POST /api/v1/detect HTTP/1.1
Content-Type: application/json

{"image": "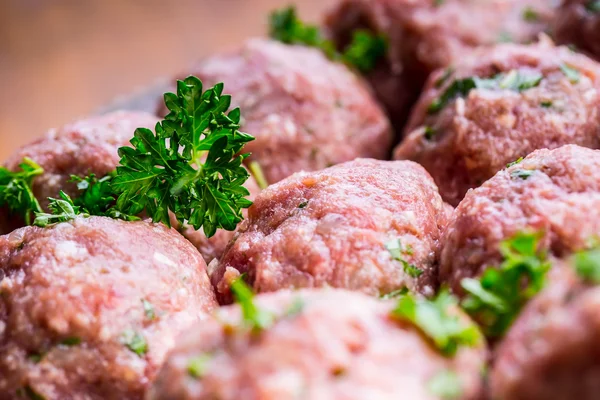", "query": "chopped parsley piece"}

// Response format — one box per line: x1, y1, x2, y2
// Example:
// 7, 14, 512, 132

510, 169, 535, 180
284, 297, 305, 317
386, 239, 423, 278
28, 353, 43, 364
33, 191, 88, 227
573, 247, 600, 284
540, 100, 553, 108
428, 70, 543, 114
461, 231, 550, 338
390, 291, 481, 357
269, 6, 387, 72
248, 160, 269, 190
0, 157, 43, 225
424, 126, 437, 140
142, 299, 156, 320
433, 0, 445, 6
586, 1, 600, 13
428, 369, 463, 400
187, 354, 212, 379
434, 68, 454, 88
122, 330, 148, 357
560, 63, 581, 84
506, 157, 524, 168
497, 31, 512, 43
380, 287, 409, 299
522, 7, 539, 22
230, 277, 274, 332
297, 201, 308, 209
60, 337, 81, 346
